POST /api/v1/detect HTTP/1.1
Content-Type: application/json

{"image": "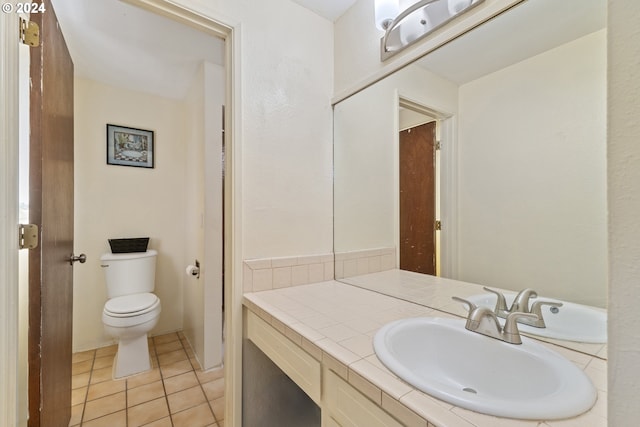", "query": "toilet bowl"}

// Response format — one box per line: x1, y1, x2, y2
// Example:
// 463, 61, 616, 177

101, 250, 161, 379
